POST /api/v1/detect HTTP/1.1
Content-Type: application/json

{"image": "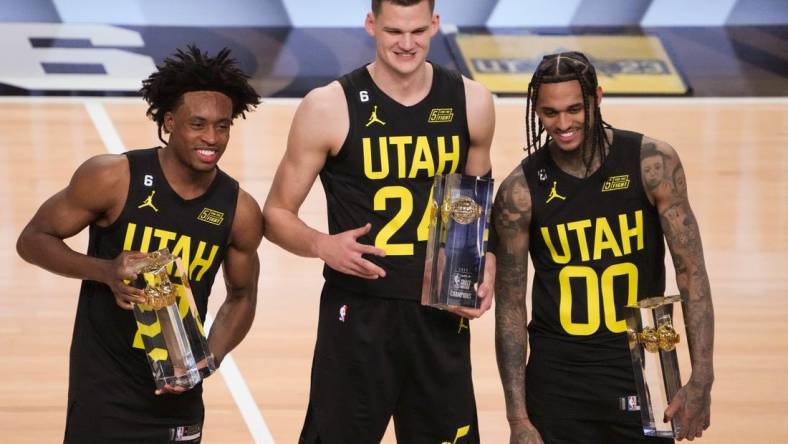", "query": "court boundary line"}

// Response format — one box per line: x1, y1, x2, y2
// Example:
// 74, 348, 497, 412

205, 314, 275, 444
83, 100, 275, 444
85, 101, 126, 154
